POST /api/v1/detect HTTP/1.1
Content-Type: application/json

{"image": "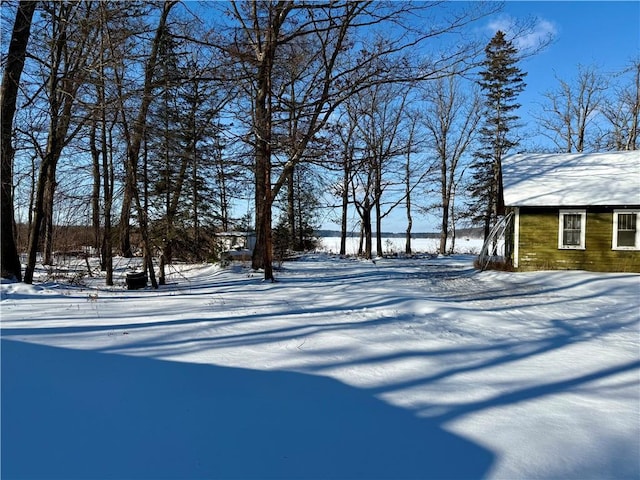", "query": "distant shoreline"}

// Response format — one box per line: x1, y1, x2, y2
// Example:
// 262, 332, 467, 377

314, 228, 483, 239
